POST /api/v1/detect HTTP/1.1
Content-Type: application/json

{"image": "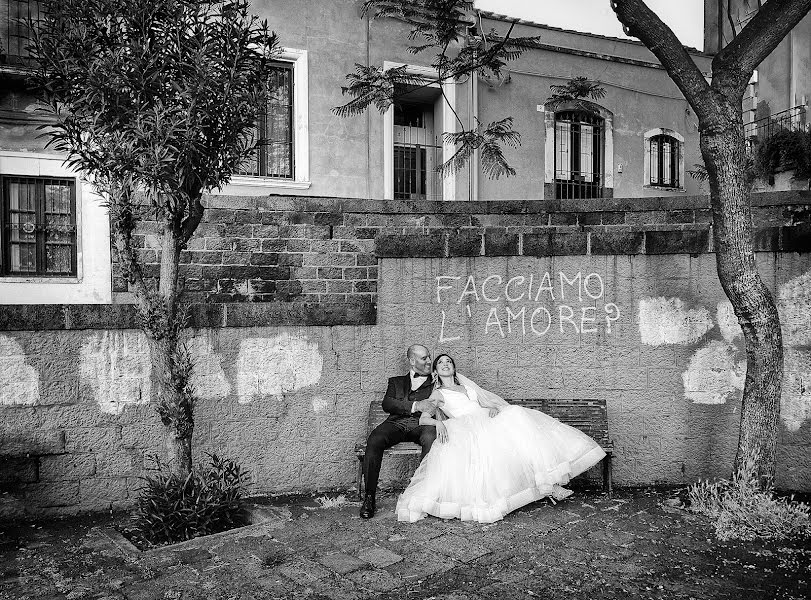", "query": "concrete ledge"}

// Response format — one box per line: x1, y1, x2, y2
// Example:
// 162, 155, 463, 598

0, 300, 376, 331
